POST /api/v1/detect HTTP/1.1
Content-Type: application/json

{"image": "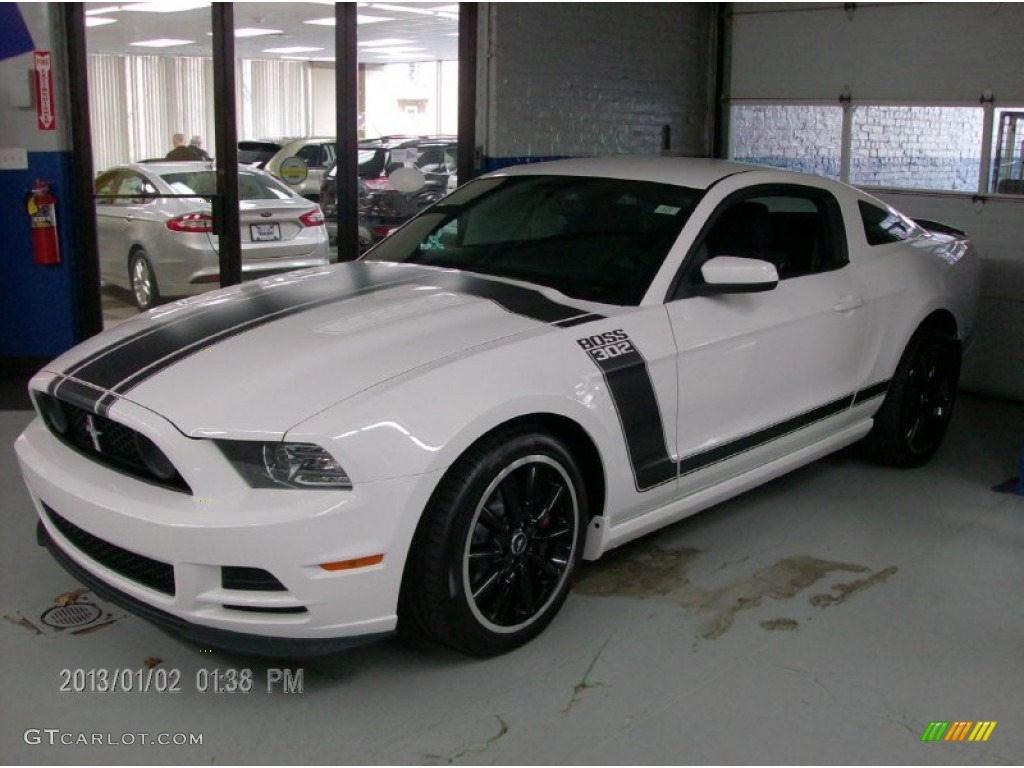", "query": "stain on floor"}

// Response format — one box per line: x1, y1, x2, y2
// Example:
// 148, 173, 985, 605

574, 544, 896, 639
810, 566, 899, 607
760, 618, 800, 631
